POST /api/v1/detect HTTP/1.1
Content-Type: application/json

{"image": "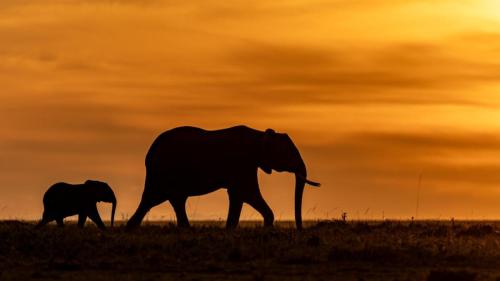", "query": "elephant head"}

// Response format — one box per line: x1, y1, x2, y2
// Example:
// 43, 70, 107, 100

259, 129, 320, 229
85, 180, 117, 227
